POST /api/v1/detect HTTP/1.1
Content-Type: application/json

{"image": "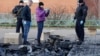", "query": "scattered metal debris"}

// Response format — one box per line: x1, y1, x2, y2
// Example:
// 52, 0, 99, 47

0, 35, 74, 56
